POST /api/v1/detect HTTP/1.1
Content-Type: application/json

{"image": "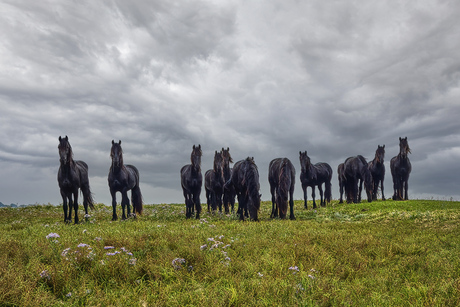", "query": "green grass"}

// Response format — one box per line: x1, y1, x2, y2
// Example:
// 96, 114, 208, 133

1, 199, 460, 306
